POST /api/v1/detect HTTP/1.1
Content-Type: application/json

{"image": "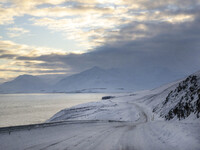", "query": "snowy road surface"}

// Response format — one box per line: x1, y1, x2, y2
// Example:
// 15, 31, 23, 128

1, 72, 200, 150
0, 101, 199, 150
